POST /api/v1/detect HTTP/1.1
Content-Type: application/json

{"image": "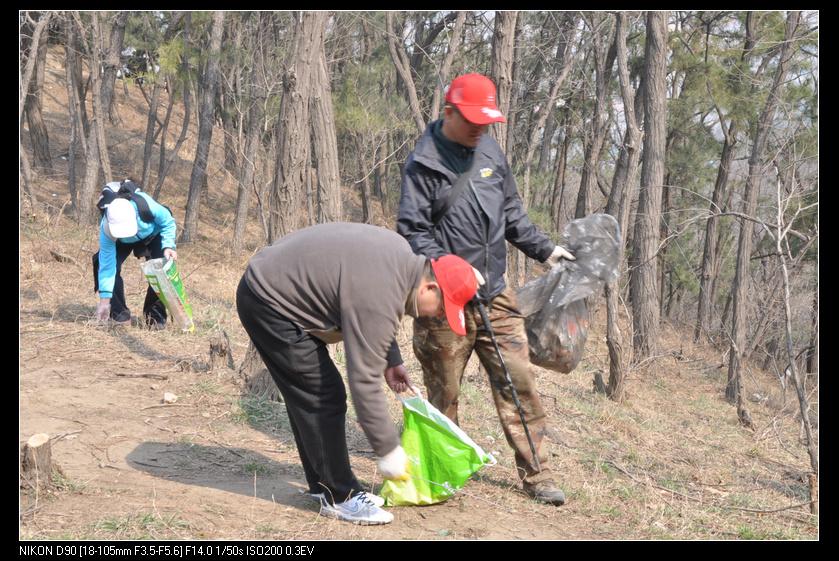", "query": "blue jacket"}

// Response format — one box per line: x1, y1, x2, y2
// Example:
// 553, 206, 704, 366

397, 120, 555, 301
97, 192, 177, 298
